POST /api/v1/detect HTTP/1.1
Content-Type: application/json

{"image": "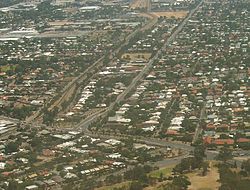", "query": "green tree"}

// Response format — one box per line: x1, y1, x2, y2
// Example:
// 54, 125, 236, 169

193, 144, 206, 163
7, 180, 19, 190
162, 183, 180, 190
172, 175, 191, 190
241, 159, 250, 174
216, 147, 233, 163
202, 162, 209, 176
129, 181, 143, 190
5, 141, 19, 154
